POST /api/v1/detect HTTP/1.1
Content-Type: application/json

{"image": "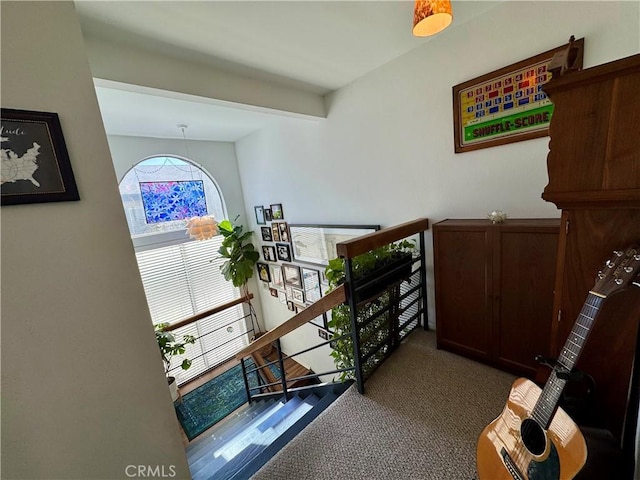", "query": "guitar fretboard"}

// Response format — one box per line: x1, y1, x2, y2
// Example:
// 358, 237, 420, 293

532, 293, 604, 429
